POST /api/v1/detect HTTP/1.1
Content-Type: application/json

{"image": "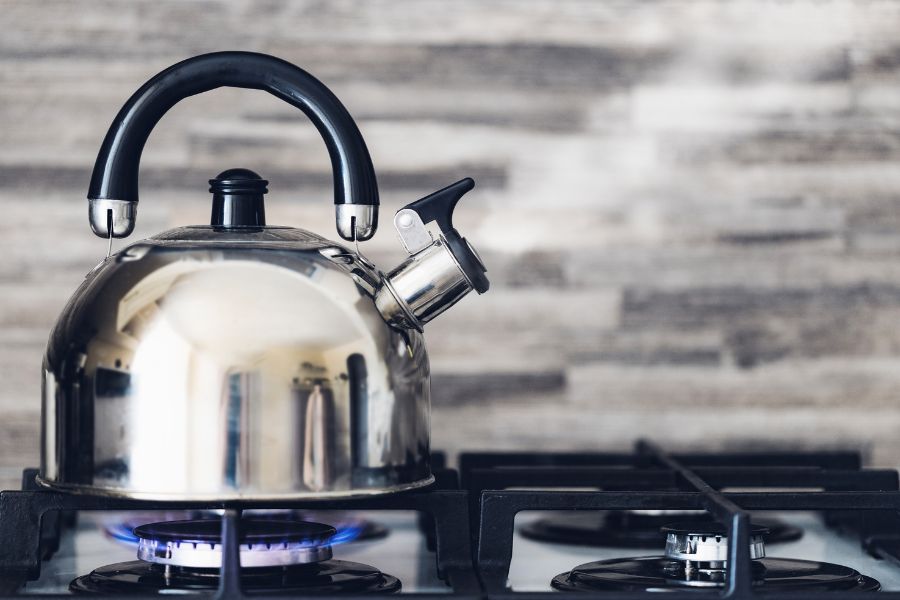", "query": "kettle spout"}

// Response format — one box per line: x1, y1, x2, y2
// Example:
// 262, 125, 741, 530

375, 179, 489, 331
